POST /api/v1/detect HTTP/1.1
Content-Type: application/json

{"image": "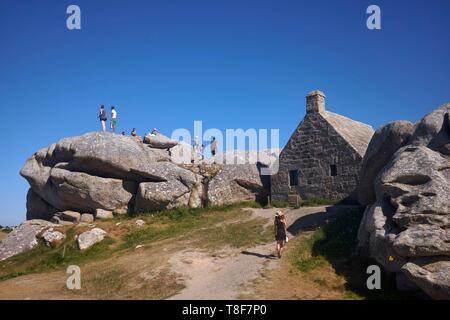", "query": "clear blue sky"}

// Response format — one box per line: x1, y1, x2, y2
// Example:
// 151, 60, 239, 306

0, 0, 449, 225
